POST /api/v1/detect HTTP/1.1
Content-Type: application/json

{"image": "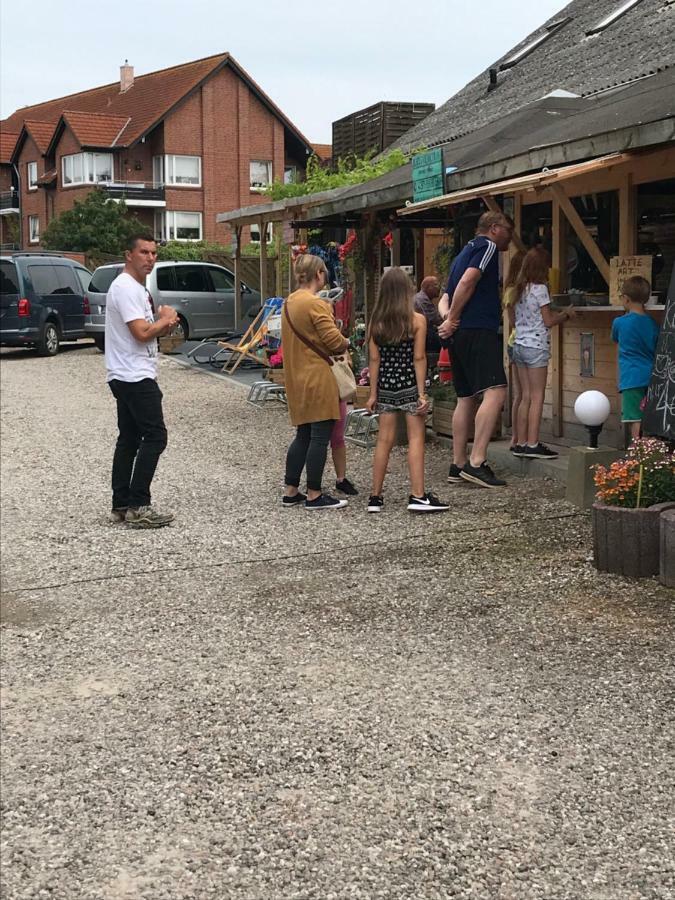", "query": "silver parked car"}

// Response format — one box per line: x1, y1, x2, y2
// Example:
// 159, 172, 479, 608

85, 260, 262, 350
